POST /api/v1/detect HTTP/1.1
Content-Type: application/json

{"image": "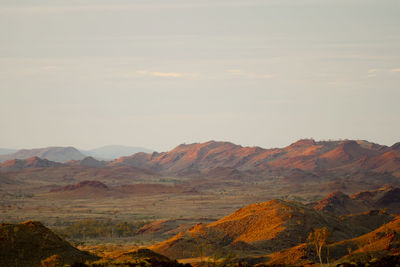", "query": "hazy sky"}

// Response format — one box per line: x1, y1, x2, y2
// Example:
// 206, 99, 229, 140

1, 0, 399, 152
